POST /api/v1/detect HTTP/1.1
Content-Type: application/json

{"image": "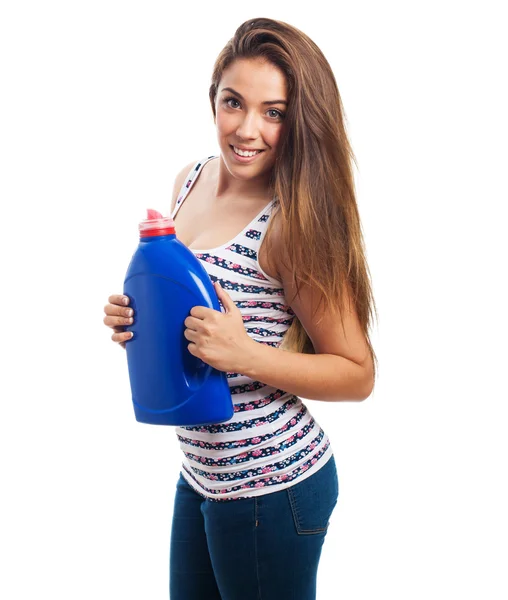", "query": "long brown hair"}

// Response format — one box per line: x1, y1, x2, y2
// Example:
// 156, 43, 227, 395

209, 17, 378, 383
